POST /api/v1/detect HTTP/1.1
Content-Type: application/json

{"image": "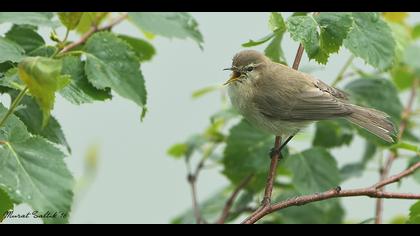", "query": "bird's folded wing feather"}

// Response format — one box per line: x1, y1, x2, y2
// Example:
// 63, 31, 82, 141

253, 66, 353, 121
